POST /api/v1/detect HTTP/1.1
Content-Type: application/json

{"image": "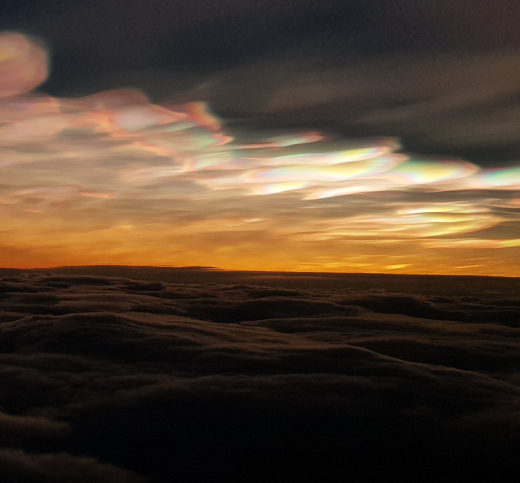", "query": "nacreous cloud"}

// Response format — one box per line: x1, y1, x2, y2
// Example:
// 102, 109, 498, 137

0, 32, 519, 275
